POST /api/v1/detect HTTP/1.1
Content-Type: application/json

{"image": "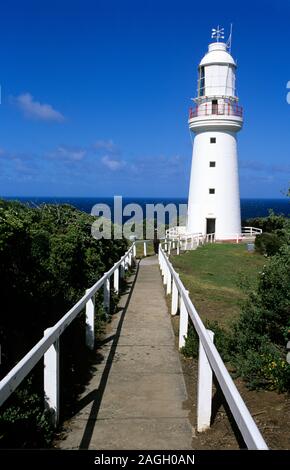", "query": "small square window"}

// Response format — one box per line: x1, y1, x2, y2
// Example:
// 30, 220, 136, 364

209, 188, 215, 194
210, 137, 216, 143
209, 161, 216, 167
